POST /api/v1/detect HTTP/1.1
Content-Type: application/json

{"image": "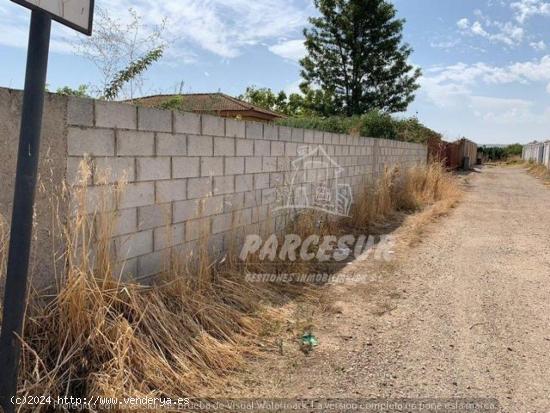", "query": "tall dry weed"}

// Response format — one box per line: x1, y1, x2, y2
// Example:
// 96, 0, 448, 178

527, 162, 550, 180
351, 162, 460, 230
16, 162, 270, 411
